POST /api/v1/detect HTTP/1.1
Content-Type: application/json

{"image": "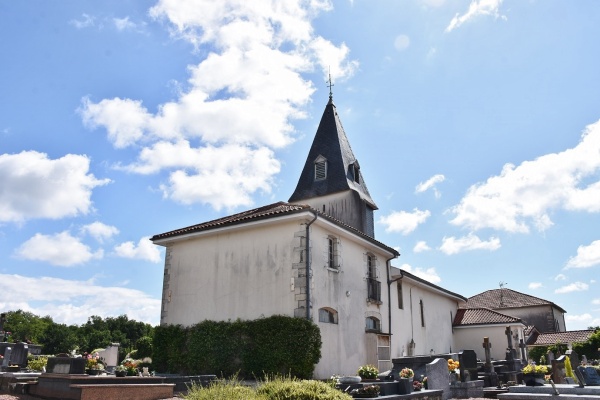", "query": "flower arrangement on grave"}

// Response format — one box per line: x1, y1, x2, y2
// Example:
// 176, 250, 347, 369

121, 358, 140, 376
399, 367, 414, 379
448, 359, 460, 374
413, 380, 423, 391
357, 364, 379, 380
521, 364, 548, 375
351, 384, 380, 396
422, 376, 428, 389
27, 356, 48, 372
86, 353, 104, 370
